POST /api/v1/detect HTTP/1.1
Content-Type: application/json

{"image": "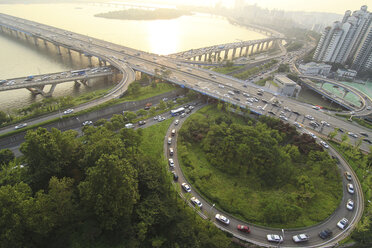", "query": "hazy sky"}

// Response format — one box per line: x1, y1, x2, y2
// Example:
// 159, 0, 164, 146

166, 0, 369, 14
